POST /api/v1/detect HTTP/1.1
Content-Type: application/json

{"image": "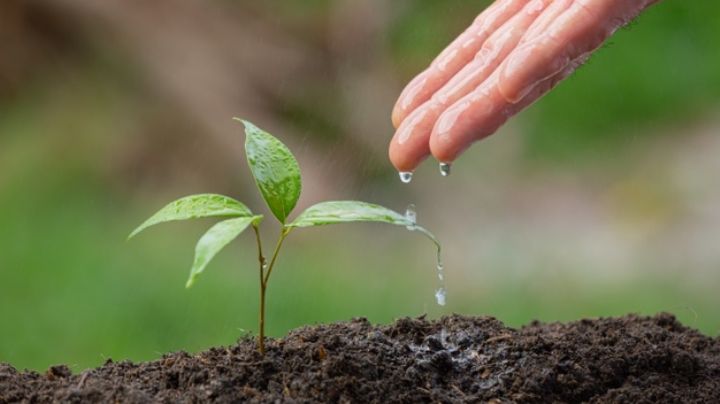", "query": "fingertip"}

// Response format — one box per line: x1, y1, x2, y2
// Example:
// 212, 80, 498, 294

390, 102, 441, 172
428, 100, 472, 164
388, 140, 426, 173
428, 130, 462, 165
